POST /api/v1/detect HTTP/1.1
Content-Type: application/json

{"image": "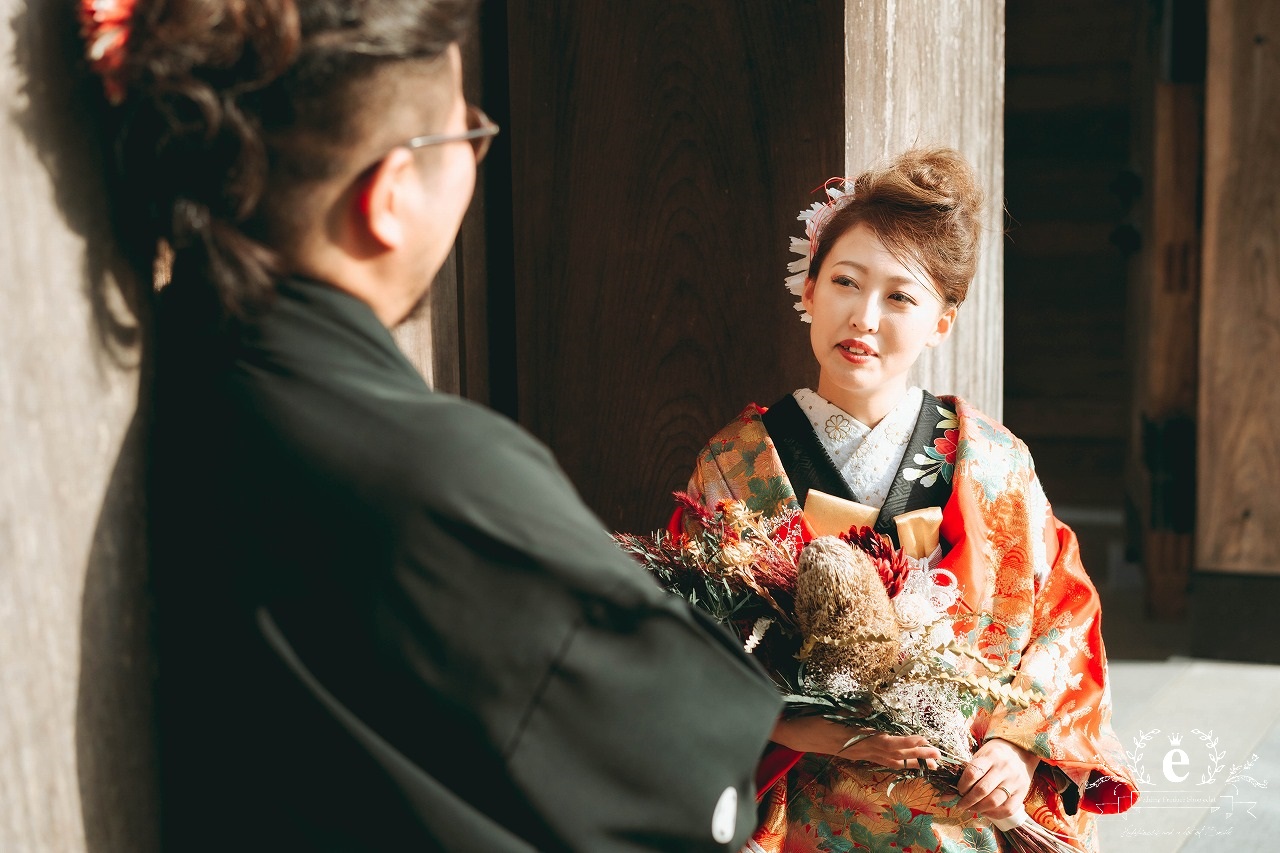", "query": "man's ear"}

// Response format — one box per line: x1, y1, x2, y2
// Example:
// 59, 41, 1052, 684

355, 147, 417, 251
